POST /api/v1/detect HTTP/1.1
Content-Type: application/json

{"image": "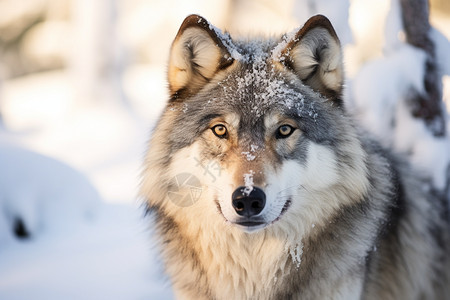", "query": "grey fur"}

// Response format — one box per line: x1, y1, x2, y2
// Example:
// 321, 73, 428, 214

141, 15, 450, 299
